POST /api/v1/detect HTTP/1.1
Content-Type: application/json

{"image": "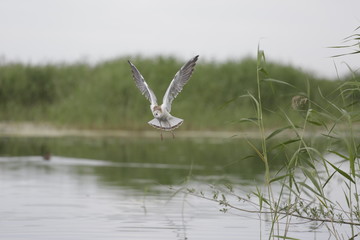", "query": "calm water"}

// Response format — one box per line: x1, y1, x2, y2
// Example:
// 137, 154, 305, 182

0, 137, 353, 239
